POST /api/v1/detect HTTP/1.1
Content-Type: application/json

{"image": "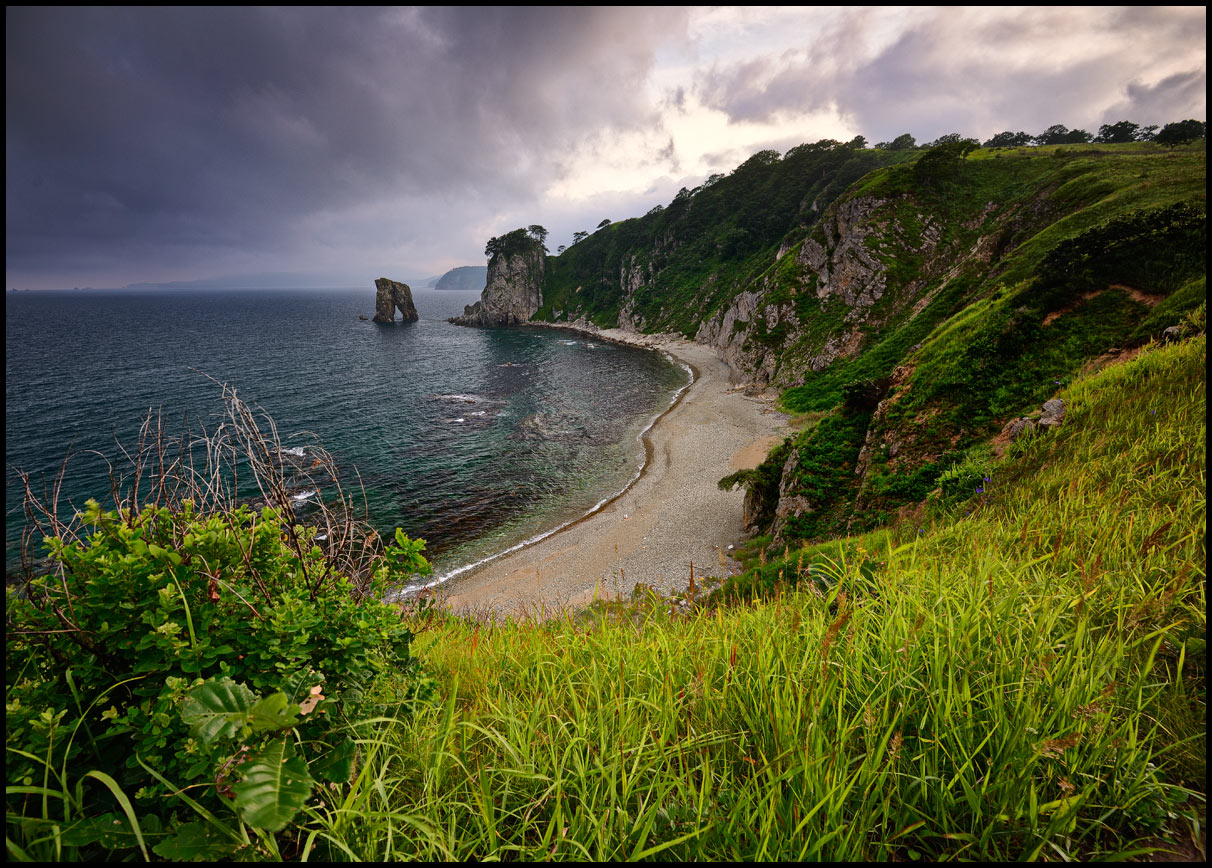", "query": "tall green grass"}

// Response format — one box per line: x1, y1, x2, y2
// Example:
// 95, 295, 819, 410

310, 335, 1204, 860
12, 336, 1199, 861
